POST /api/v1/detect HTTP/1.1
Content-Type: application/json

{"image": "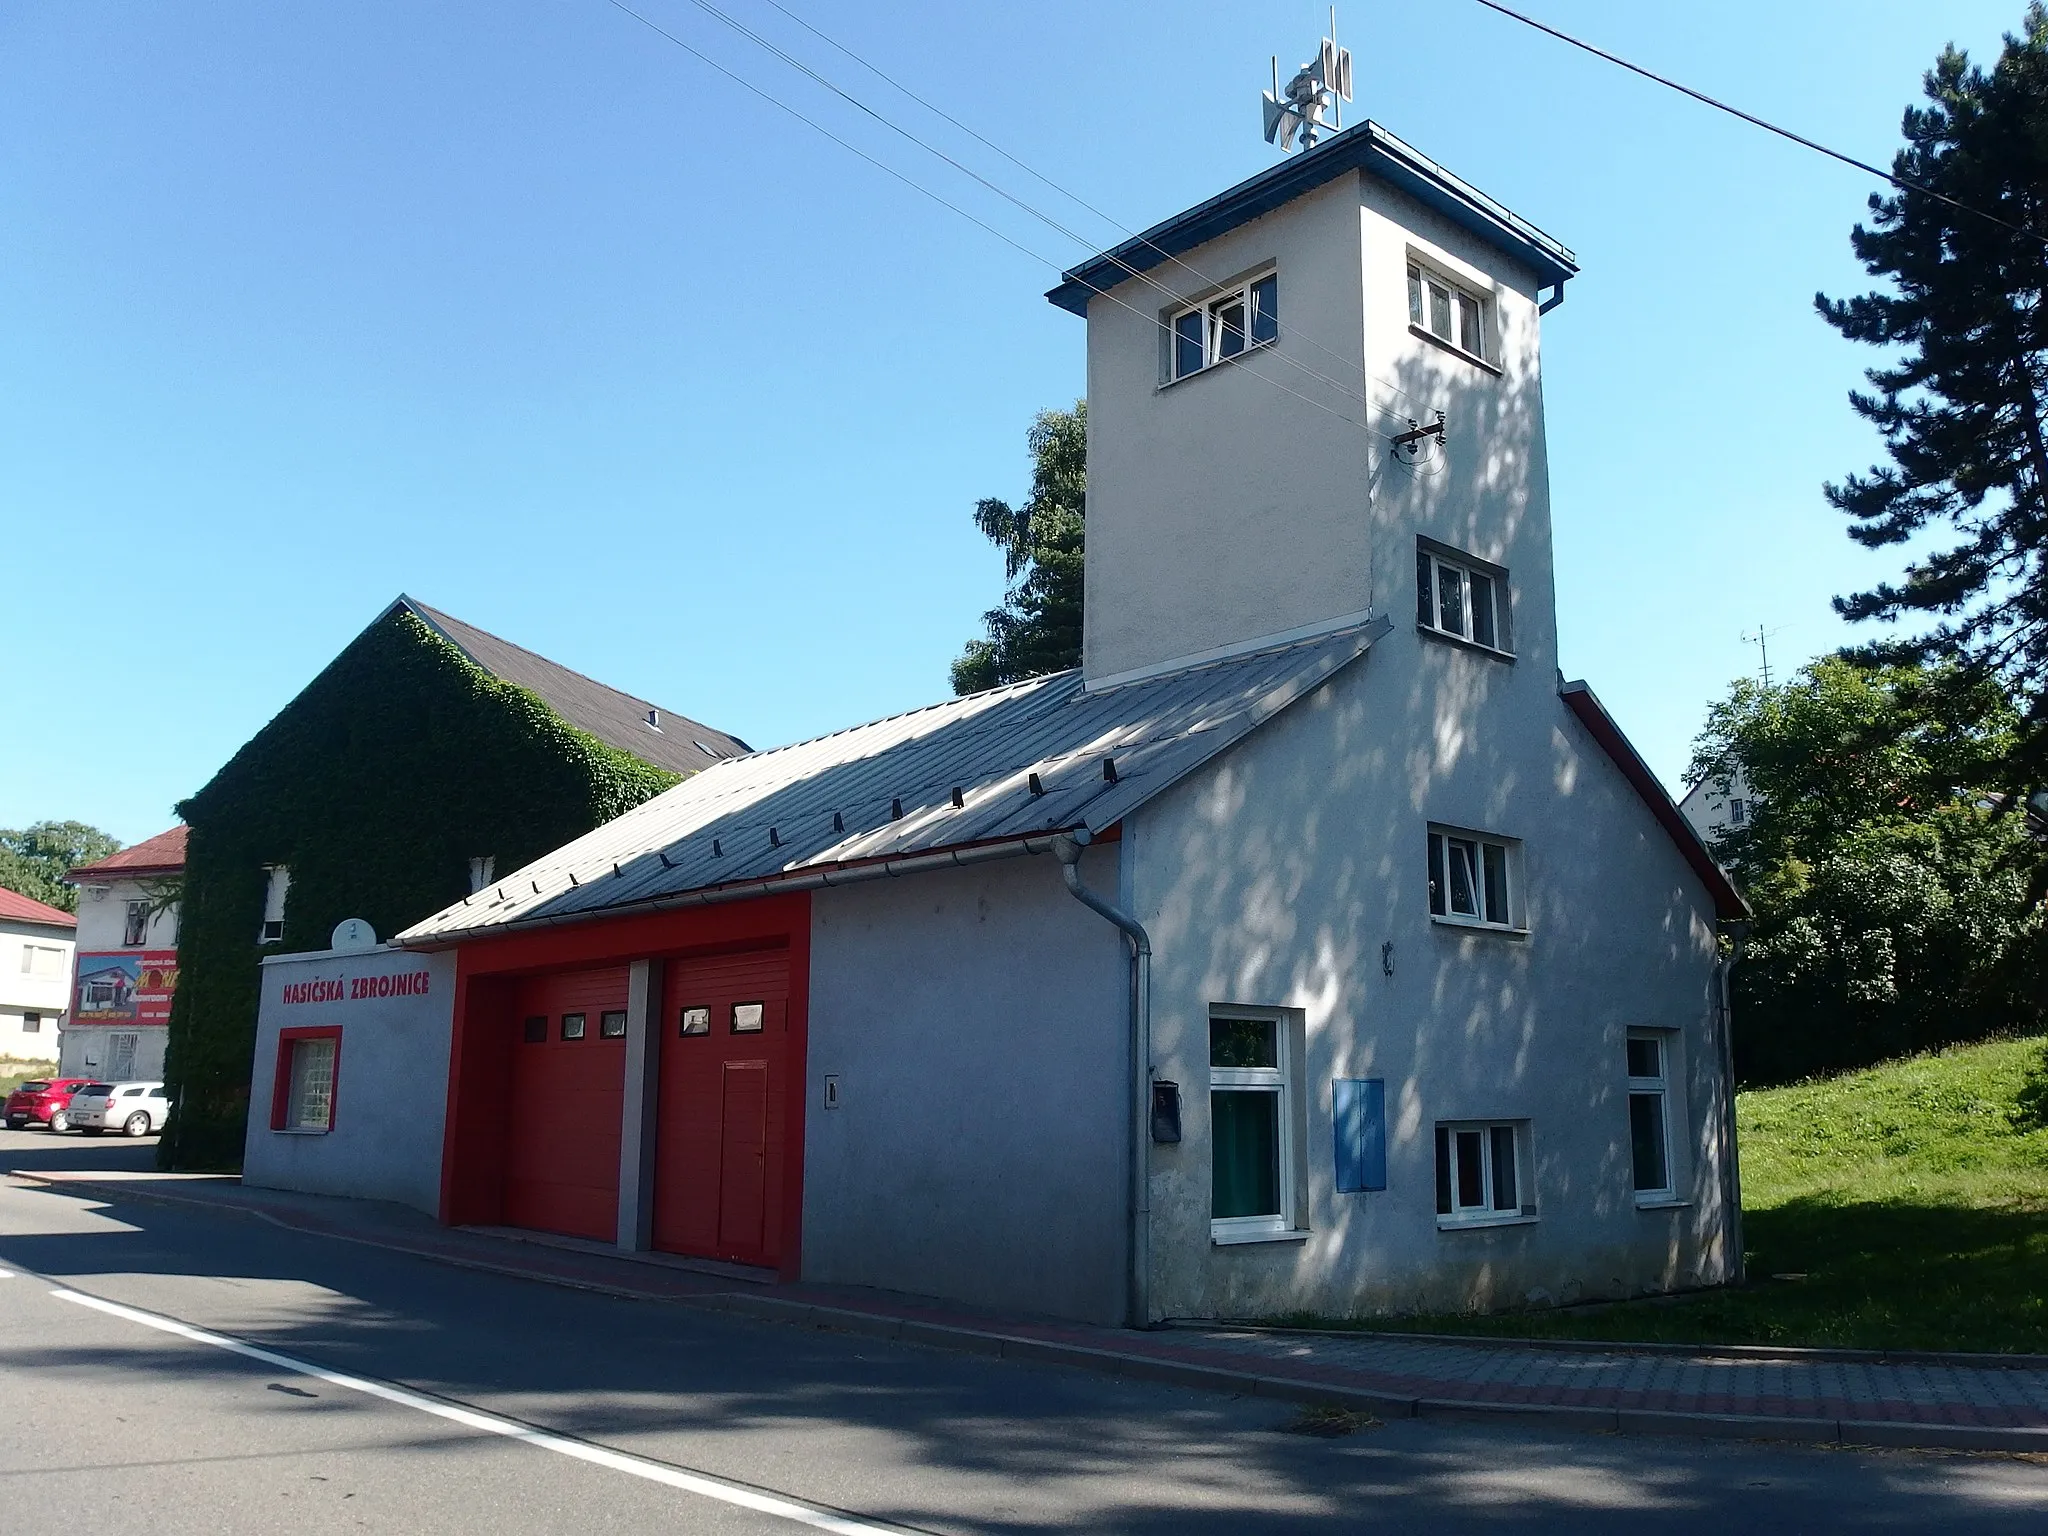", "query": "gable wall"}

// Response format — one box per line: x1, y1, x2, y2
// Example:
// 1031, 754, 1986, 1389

1132, 644, 1732, 1319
